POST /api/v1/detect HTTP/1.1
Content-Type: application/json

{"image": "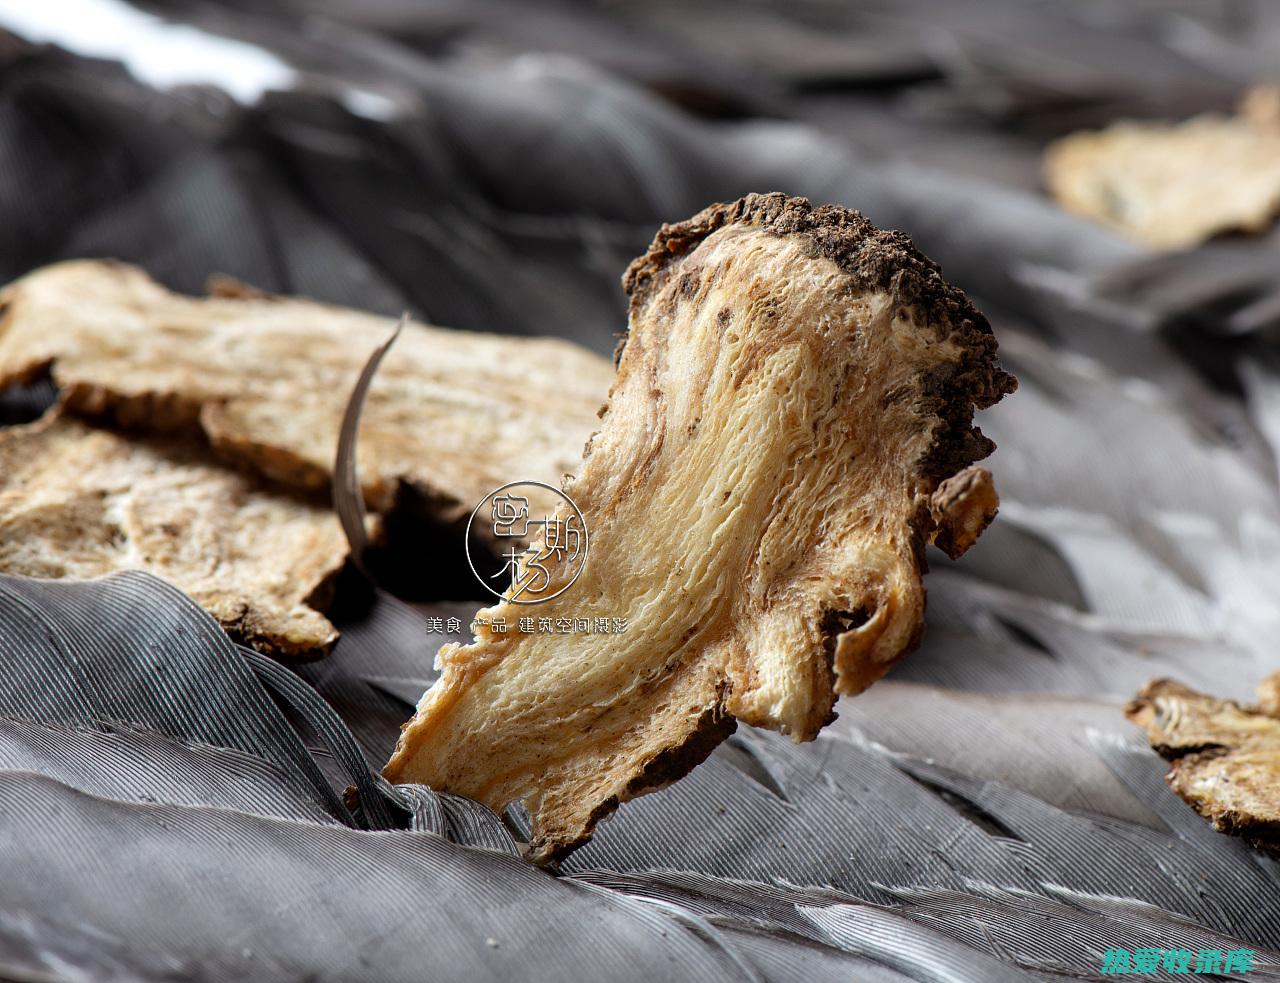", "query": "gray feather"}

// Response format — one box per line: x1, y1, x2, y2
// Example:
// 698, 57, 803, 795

0, 772, 752, 983
0, 719, 337, 825
0, 572, 353, 825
